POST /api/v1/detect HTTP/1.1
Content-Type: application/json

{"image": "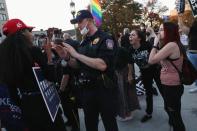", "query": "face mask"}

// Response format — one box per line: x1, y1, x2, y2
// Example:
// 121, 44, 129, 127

80, 23, 89, 35
146, 32, 150, 36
